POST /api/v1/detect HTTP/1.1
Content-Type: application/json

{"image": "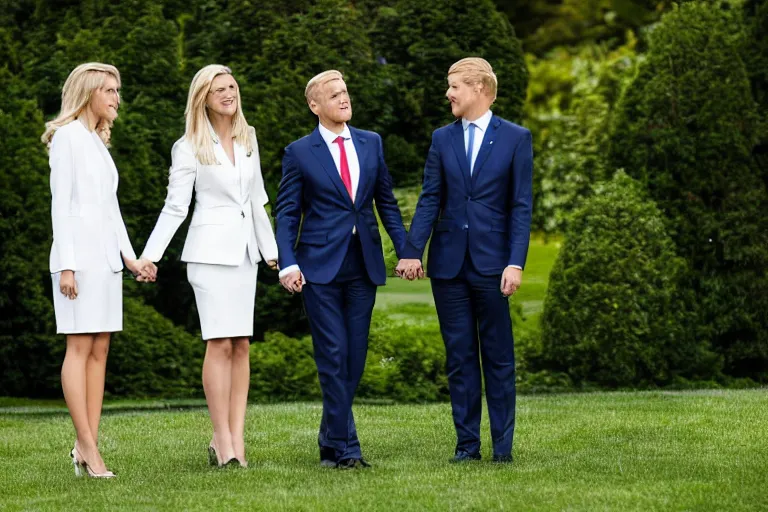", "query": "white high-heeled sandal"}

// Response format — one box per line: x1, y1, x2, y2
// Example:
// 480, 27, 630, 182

69, 447, 84, 477
74, 447, 116, 479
